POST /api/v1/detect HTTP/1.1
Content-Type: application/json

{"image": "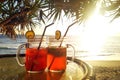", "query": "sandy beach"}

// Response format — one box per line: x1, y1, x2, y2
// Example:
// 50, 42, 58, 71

0, 57, 120, 80
85, 60, 120, 80
86, 60, 120, 67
